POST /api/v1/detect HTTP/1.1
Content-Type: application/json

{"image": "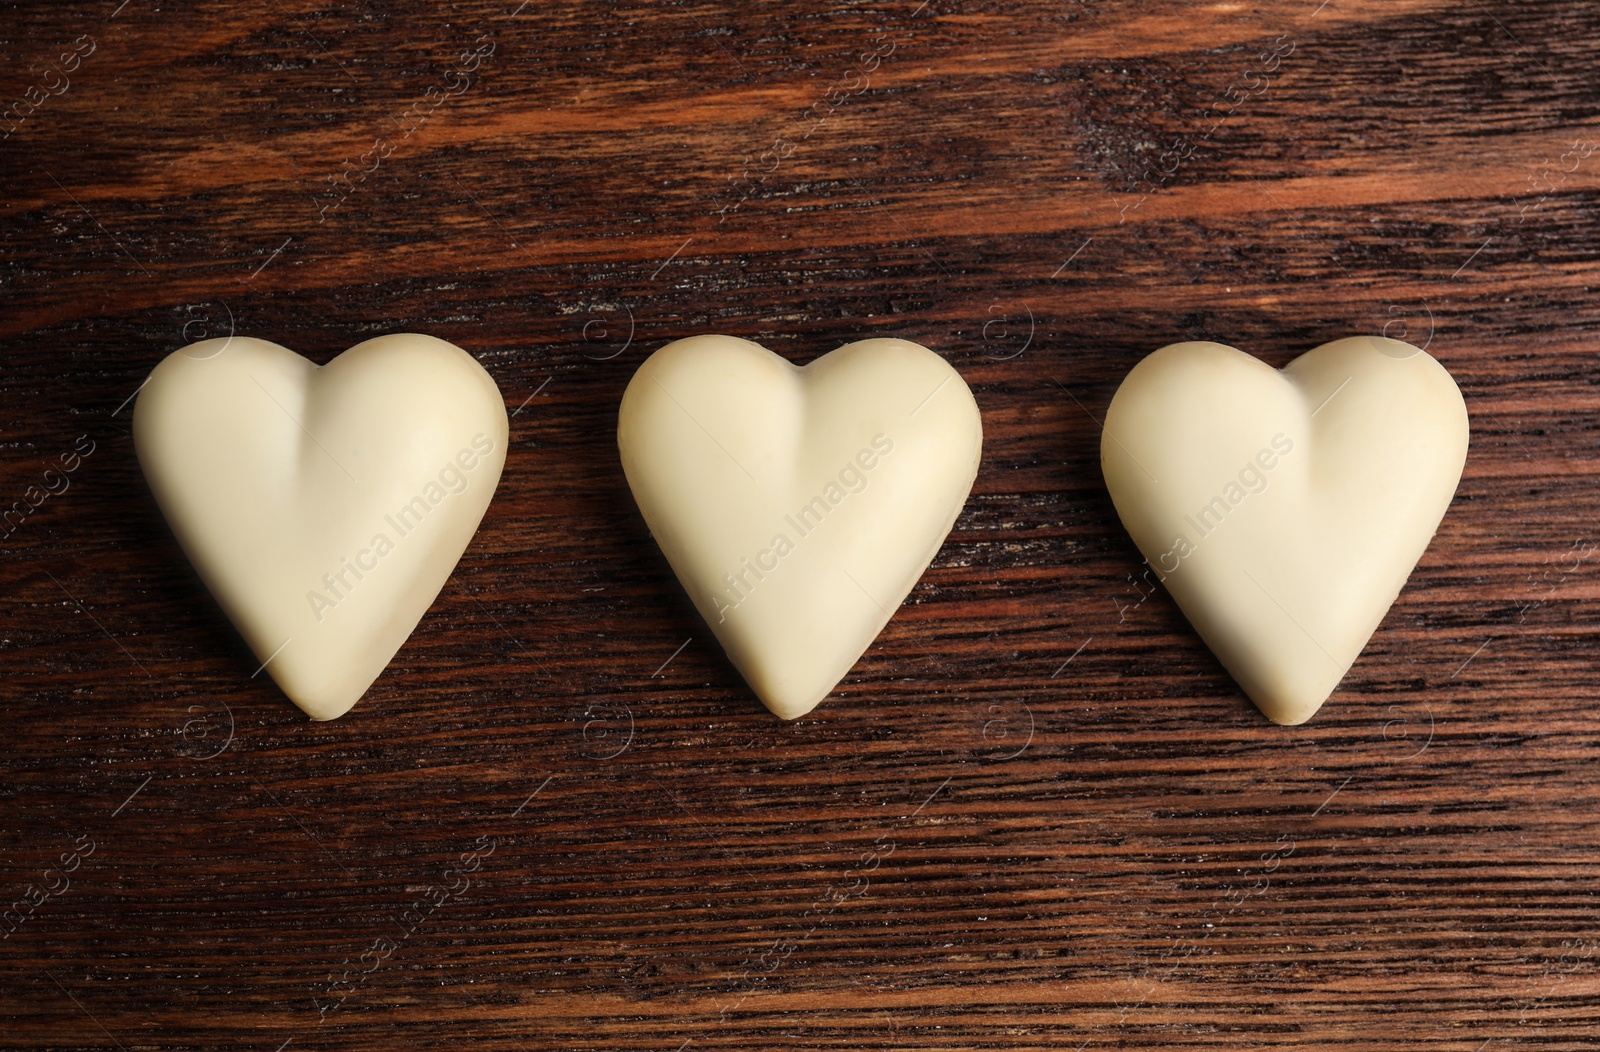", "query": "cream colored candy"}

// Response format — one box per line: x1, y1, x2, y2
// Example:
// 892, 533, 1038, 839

134, 334, 508, 720
618, 335, 983, 719
1101, 336, 1468, 725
